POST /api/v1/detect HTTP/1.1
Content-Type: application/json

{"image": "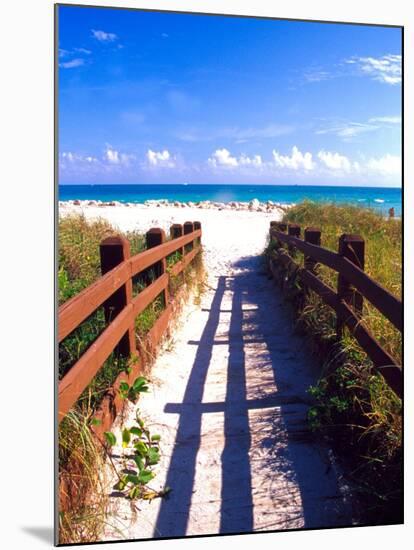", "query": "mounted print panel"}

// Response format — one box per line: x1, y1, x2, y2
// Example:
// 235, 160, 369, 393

55, 3, 403, 545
